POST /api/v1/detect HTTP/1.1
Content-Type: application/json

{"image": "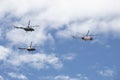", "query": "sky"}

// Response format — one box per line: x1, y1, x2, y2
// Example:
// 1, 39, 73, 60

0, 0, 120, 80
